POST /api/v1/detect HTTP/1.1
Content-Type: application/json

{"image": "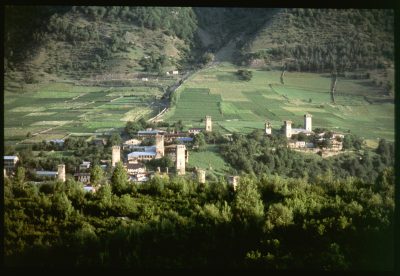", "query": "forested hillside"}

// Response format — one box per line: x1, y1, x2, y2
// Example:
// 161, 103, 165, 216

4, 6, 198, 90
5, 7, 394, 87
238, 9, 394, 72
